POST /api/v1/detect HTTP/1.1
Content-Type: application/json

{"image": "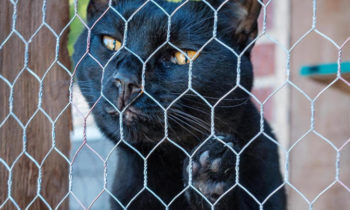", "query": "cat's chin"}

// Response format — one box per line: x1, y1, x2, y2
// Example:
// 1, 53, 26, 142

104, 105, 147, 126
123, 110, 137, 125
122, 108, 144, 126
